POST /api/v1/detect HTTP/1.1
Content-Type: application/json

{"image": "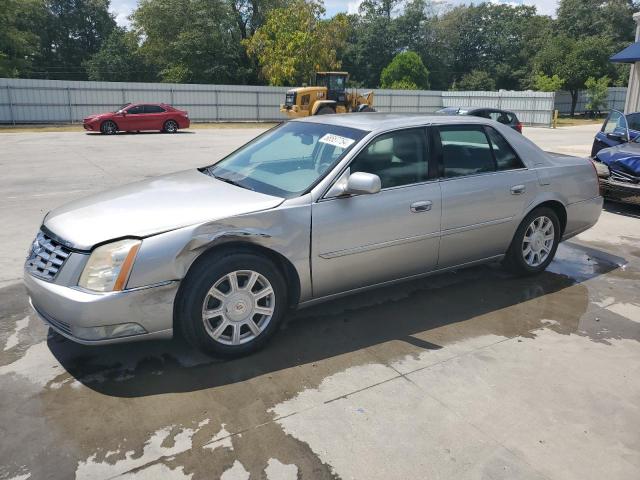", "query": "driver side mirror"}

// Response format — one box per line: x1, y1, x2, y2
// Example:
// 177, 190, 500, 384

344, 172, 381, 195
